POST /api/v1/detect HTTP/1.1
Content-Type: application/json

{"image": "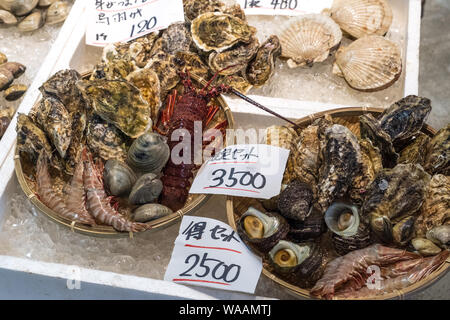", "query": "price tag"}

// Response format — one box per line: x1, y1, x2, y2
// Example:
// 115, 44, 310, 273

236, 0, 333, 16
189, 144, 290, 199
164, 216, 263, 294
86, 0, 185, 47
